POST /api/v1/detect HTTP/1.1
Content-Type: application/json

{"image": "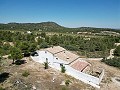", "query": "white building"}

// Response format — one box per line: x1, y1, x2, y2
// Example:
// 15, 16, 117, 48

31, 46, 104, 88
27, 31, 32, 34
